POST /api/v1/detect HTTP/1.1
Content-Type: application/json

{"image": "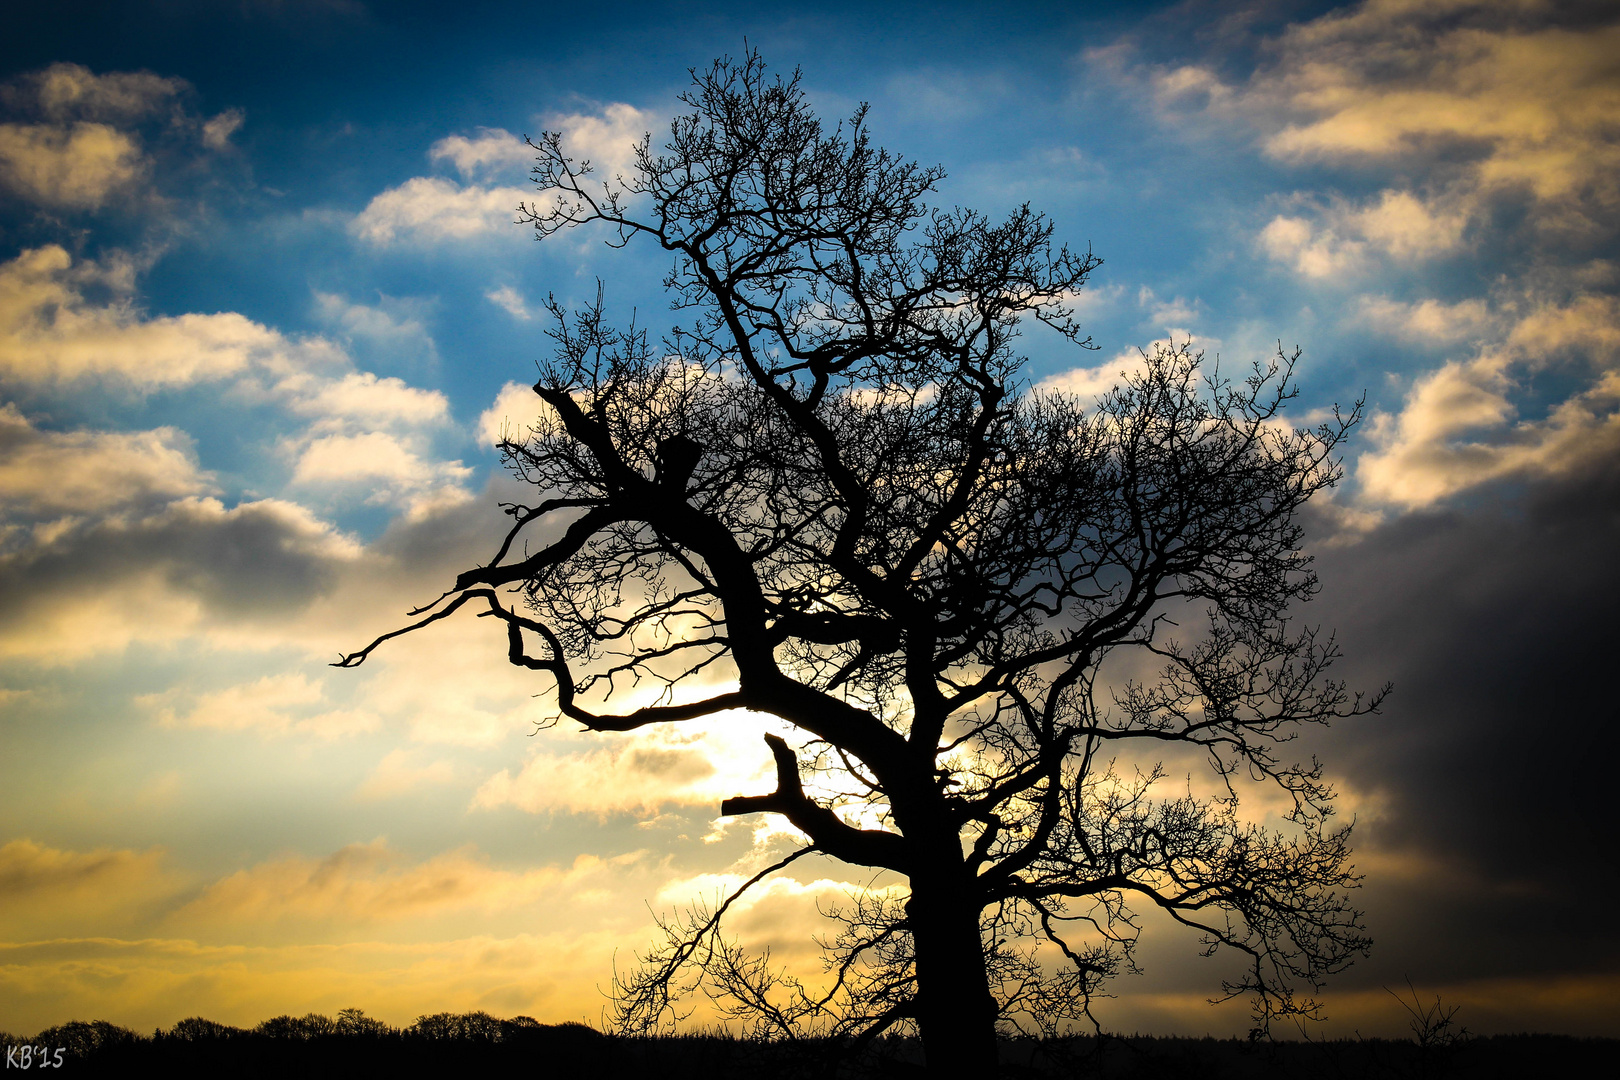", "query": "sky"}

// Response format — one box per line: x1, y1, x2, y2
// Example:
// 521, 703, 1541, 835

2, 0, 1617, 1040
